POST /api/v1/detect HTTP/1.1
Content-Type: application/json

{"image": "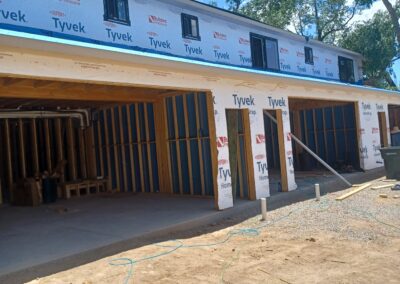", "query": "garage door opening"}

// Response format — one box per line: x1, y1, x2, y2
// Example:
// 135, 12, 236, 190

289, 98, 361, 177
0, 77, 217, 207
